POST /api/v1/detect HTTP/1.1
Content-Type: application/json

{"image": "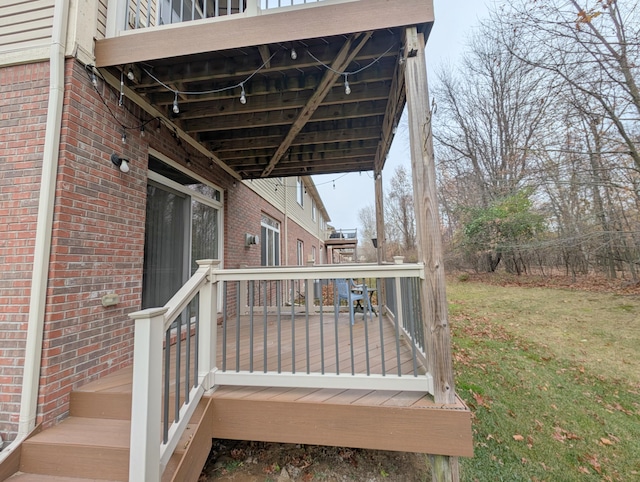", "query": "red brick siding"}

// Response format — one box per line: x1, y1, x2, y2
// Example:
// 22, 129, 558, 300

286, 218, 322, 266
0, 62, 50, 439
